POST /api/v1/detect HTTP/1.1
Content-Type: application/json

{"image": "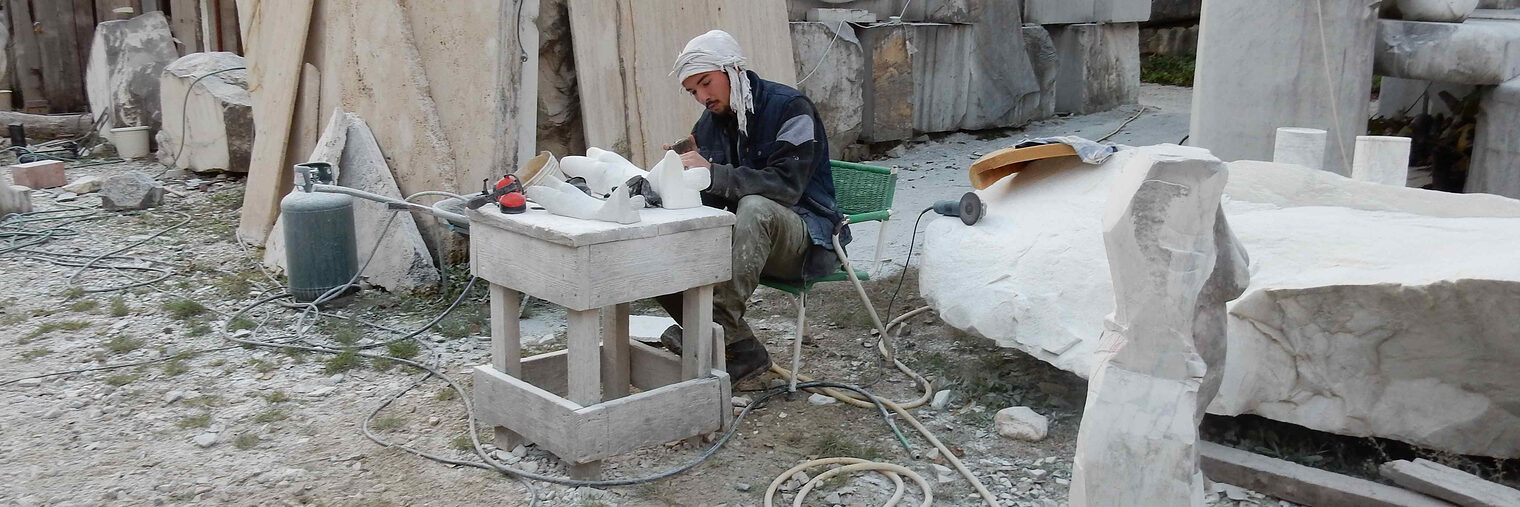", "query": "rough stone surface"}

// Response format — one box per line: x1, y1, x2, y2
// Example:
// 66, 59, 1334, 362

85, 12, 181, 139
1070, 145, 1245, 507
1375, 77, 1474, 119
1025, 0, 1096, 24
1467, 76, 1520, 198
1022, 25, 1060, 121
859, 25, 913, 142
1375, 19, 1520, 85
1, 184, 32, 217
535, 0, 586, 159
1191, 0, 1378, 175
99, 172, 165, 211
923, 149, 1520, 457
792, 22, 865, 159
156, 52, 253, 173
994, 406, 1049, 442
786, 0, 896, 21
264, 111, 440, 294
908, 14, 1043, 133
1149, 0, 1202, 25
9, 161, 66, 189
1051, 23, 1140, 115
1140, 25, 1198, 56
61, 176, 103, 194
